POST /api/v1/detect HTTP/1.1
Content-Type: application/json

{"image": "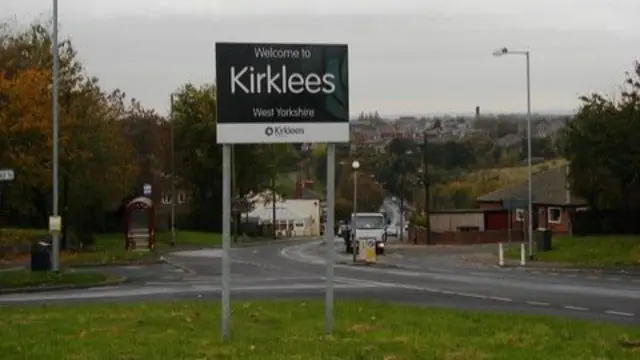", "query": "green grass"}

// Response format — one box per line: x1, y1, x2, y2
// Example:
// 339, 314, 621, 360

0, 300, 638, 359
467, 158, 568, 184
506, 235, 640, 268
0, 269, 107, 290
60, 231, 221, 266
